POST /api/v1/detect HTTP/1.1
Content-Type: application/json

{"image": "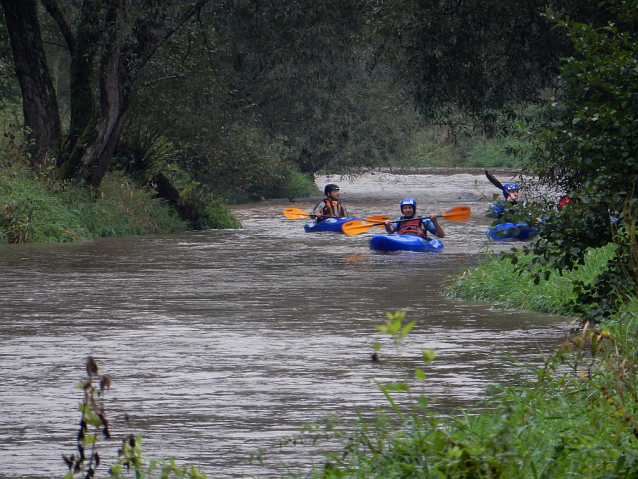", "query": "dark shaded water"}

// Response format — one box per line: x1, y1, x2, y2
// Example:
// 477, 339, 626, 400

0, 170, 566, 478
